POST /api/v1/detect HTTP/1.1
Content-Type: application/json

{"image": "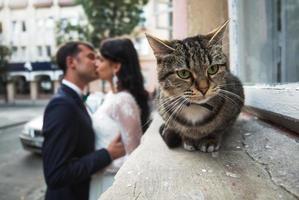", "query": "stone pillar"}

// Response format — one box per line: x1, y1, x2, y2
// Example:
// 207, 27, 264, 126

186, 0, 229, 55
173, 0, 188, 39
30, 81, 38, 101
6, 81, 15, 104
53, 80, 60, 94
